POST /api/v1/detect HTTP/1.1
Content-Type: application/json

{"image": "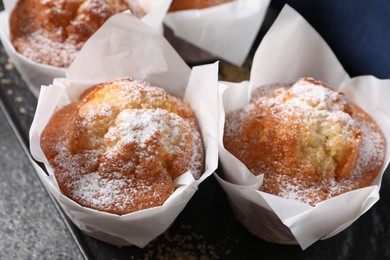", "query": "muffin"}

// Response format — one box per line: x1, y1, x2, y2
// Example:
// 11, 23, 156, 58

224, 77, 386, 206
40, 77, 204, 215
165, 0, 233, 64
169, 0, 232, 12
10, 0, 145, 68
